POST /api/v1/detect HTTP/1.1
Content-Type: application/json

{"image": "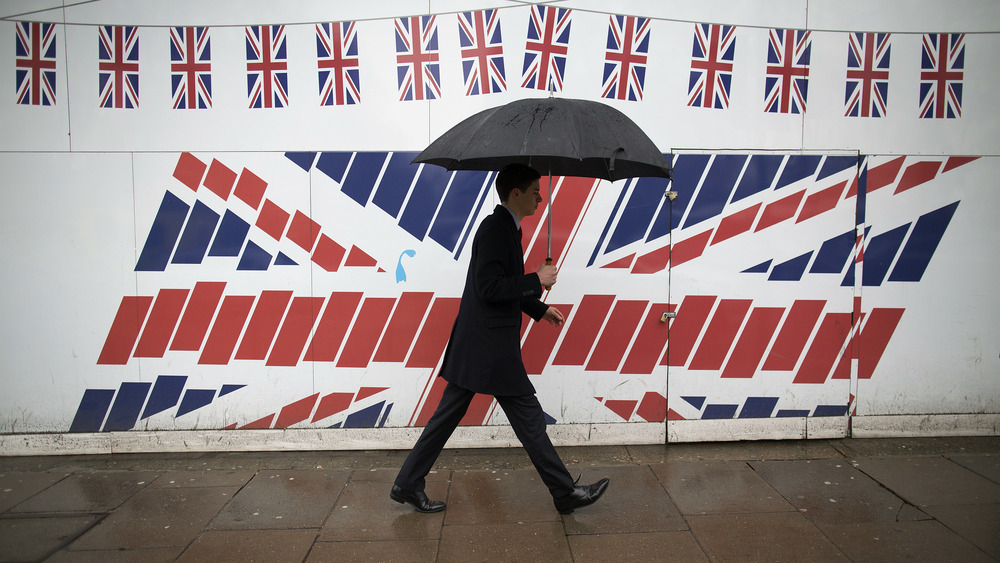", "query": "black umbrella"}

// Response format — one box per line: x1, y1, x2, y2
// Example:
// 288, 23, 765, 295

413, 96, 671, 271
